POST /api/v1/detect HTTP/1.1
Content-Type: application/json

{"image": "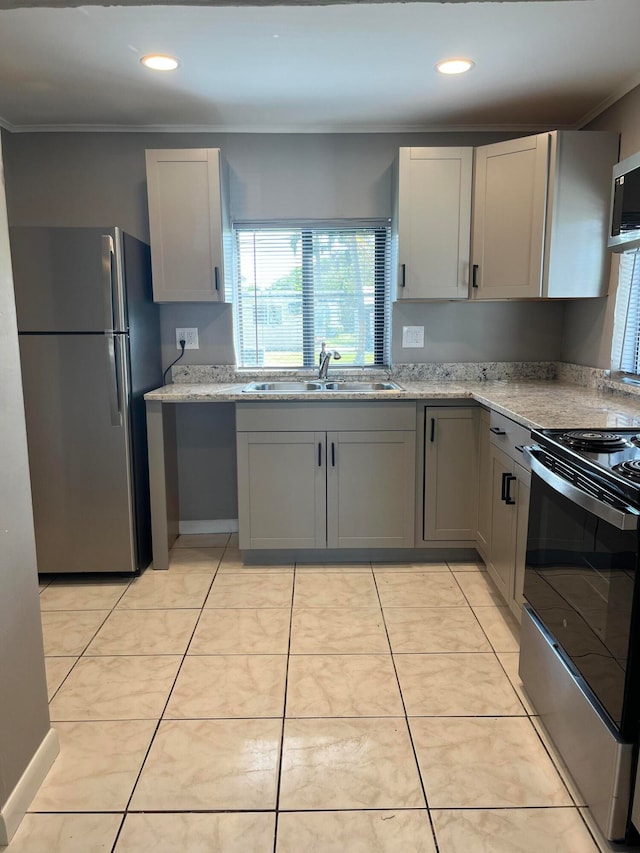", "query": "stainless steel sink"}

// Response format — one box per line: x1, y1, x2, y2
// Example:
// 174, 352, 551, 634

244, 381, 325, 392
242, 380, 402, 393
323, 381, 401, 392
